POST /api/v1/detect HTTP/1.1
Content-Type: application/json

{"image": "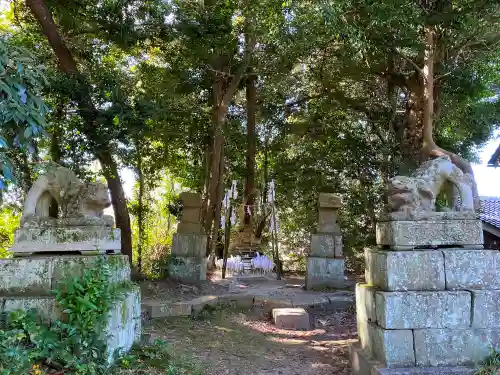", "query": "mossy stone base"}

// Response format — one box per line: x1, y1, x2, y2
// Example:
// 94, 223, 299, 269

0, 255, 141, 364
11, 227, 121, 254
0, 255, 130, 295
0, 287, 141, 364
